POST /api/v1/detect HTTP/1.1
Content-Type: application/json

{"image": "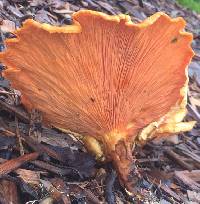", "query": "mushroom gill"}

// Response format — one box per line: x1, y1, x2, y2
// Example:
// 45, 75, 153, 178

0, 10, 195, 190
